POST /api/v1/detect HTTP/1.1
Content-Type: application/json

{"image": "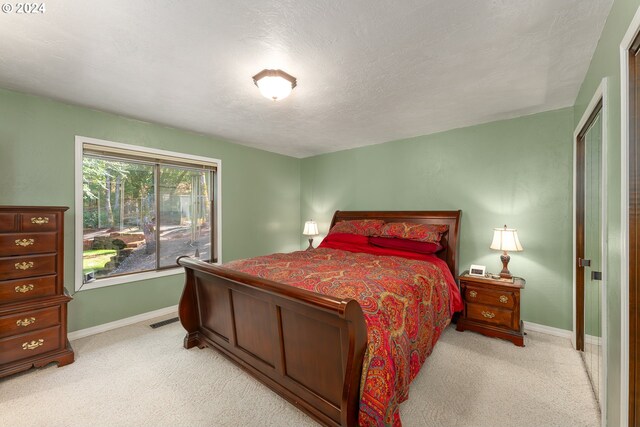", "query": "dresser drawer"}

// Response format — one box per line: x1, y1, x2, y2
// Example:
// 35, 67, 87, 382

0, 305, 61, 339
0, 325, 62, 365
464, 286, 515, 309
0, 233, 57, 257
0, 213, 17, 232
0, 275, 57, 304
0, 254, 56, 280
20, 213, 58, 232
466, 303, 513, 329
